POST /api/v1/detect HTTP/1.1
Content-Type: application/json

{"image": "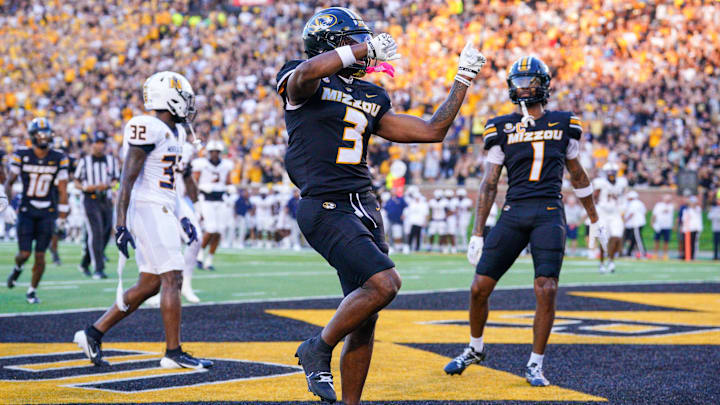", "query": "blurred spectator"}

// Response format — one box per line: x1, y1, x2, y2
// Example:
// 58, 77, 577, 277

709, 197, 720, 261
564, 197, 583, 256
681, 196, 703, 260
651, 194, 675, 260
623, 191, 647, 258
